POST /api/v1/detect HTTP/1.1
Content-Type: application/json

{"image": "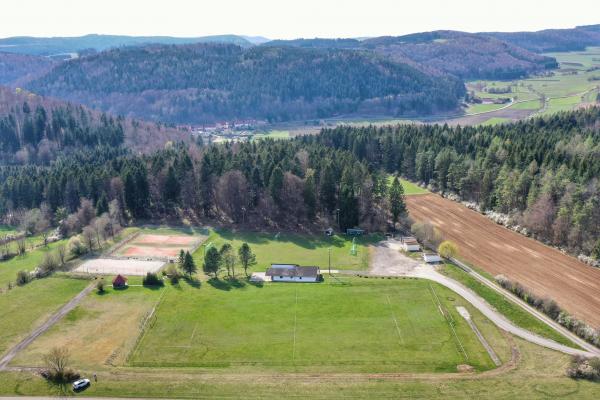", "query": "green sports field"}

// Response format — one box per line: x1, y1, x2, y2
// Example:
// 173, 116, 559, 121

199, 229, 379, 272
129, 277, 502, 373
